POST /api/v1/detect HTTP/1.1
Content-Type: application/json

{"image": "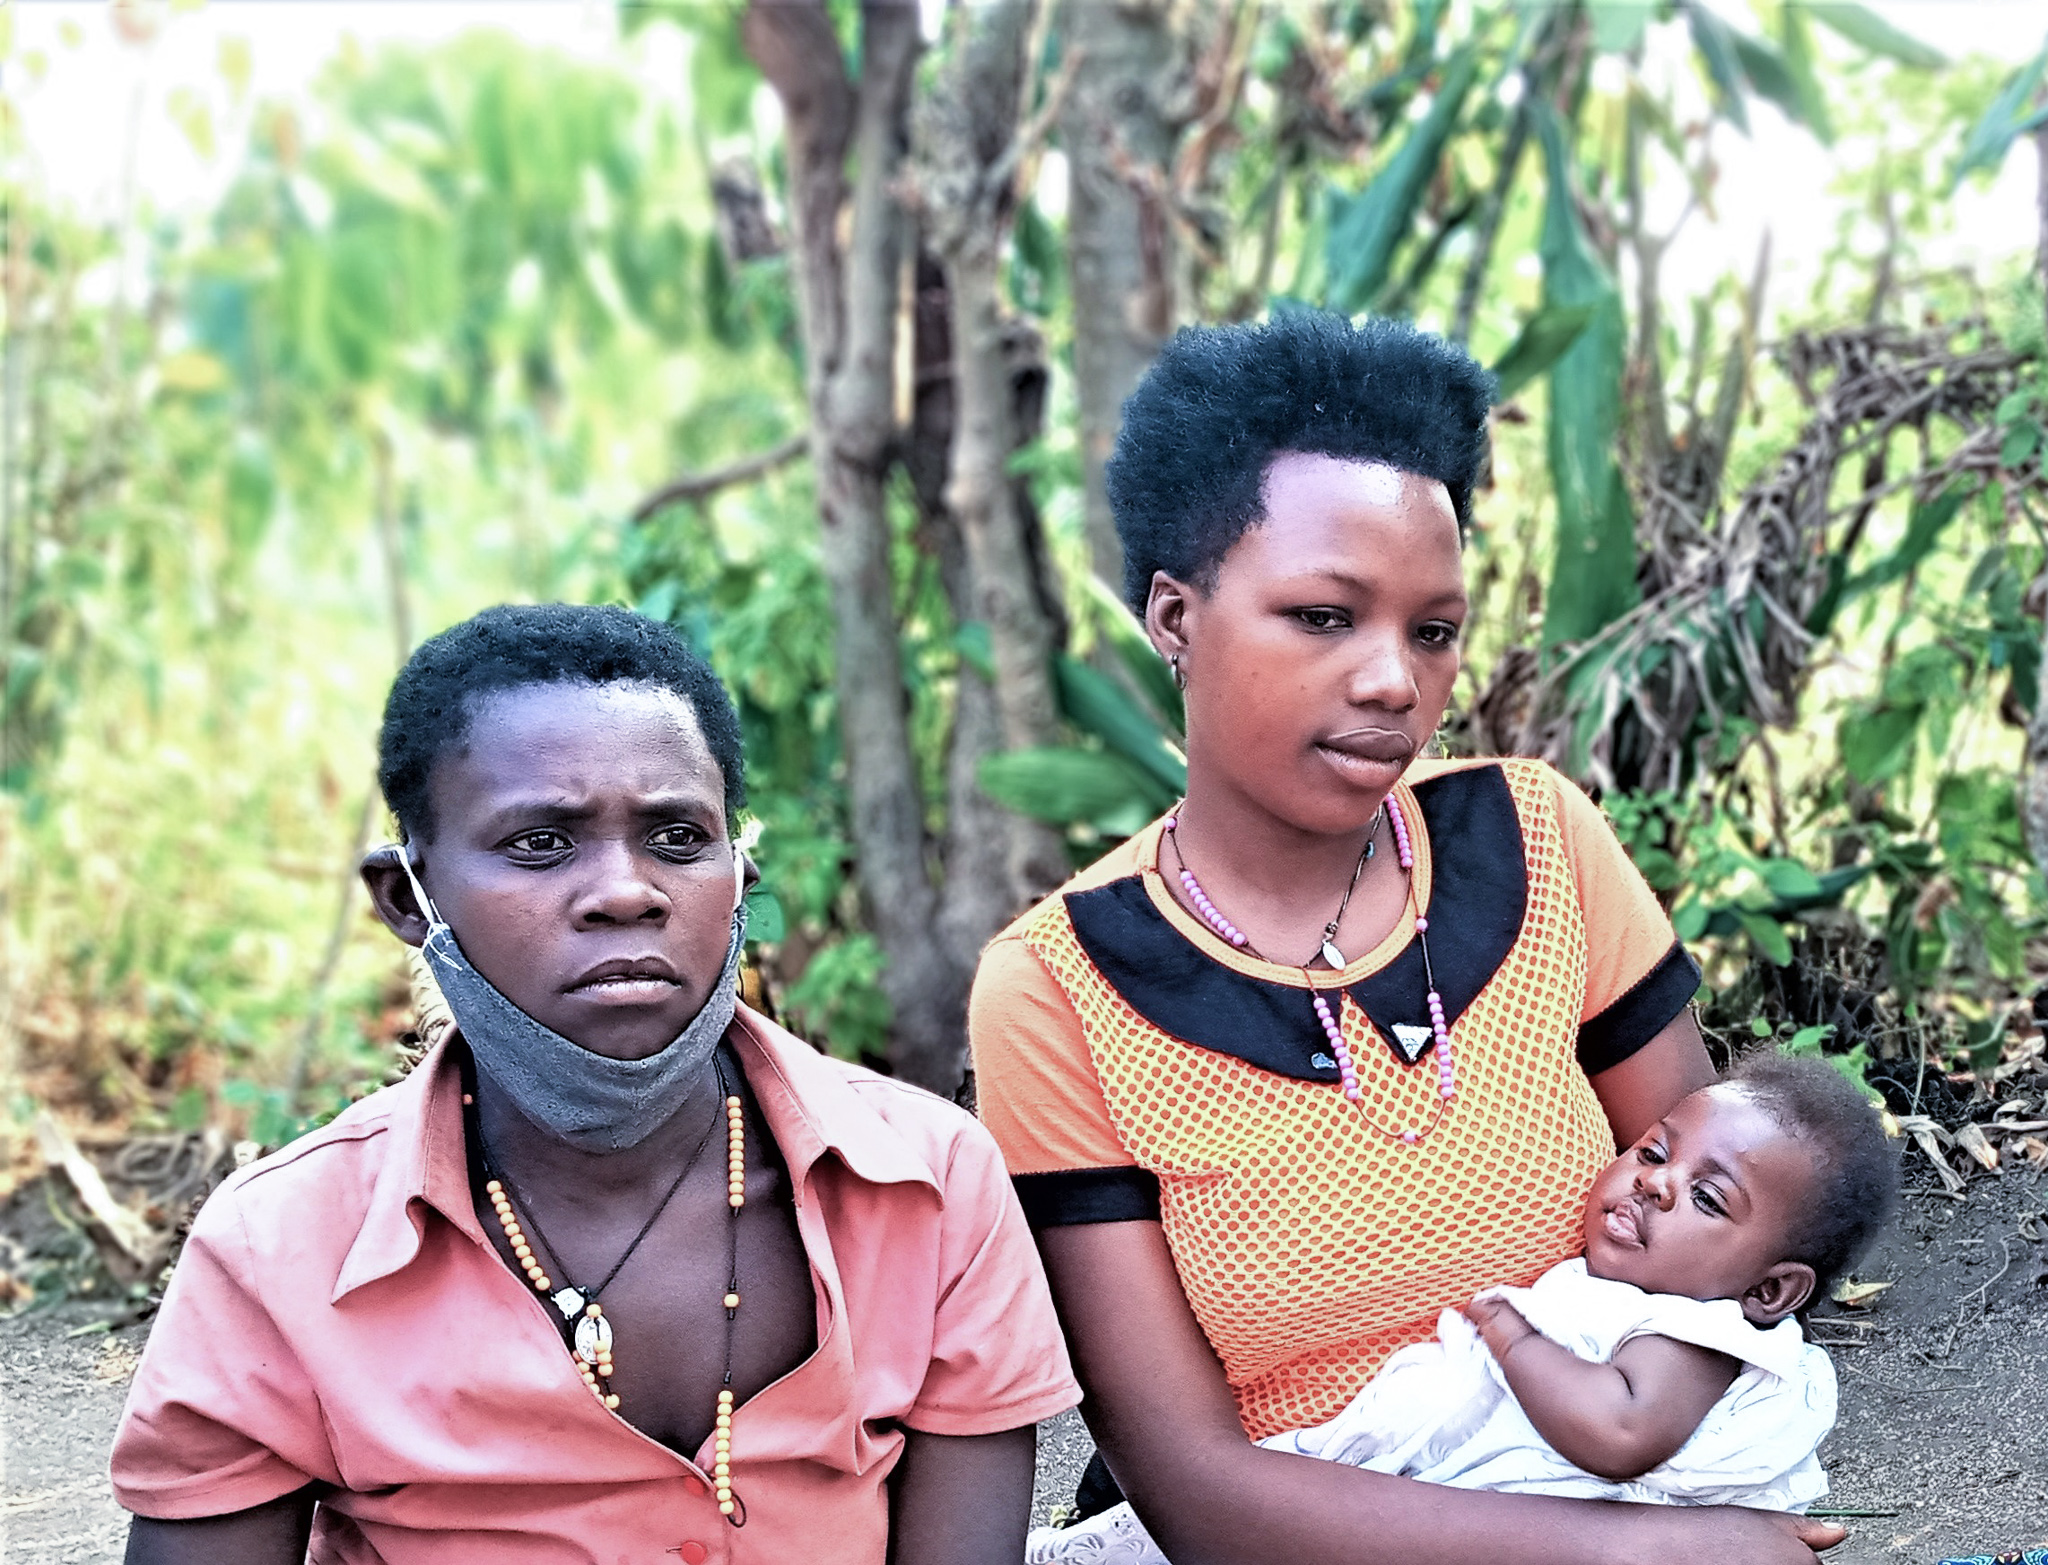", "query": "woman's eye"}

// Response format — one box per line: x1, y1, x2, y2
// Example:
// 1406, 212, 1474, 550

649, 826, 712, 856
1416, 620, 1462, 649
1291, 607, 1349, 632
